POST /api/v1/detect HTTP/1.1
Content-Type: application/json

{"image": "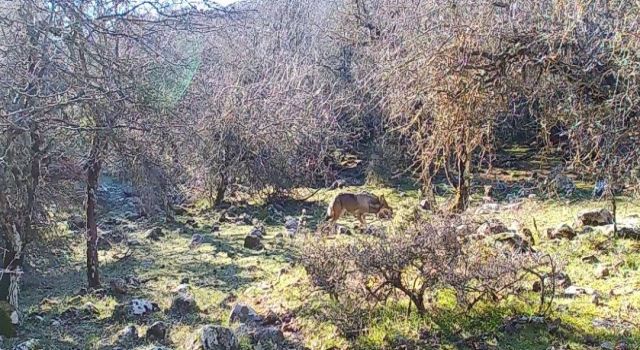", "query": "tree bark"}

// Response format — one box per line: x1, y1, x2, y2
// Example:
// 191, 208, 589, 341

213, 172, 227, 207
86, 135, 104, 289
451, 146, 470, 212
